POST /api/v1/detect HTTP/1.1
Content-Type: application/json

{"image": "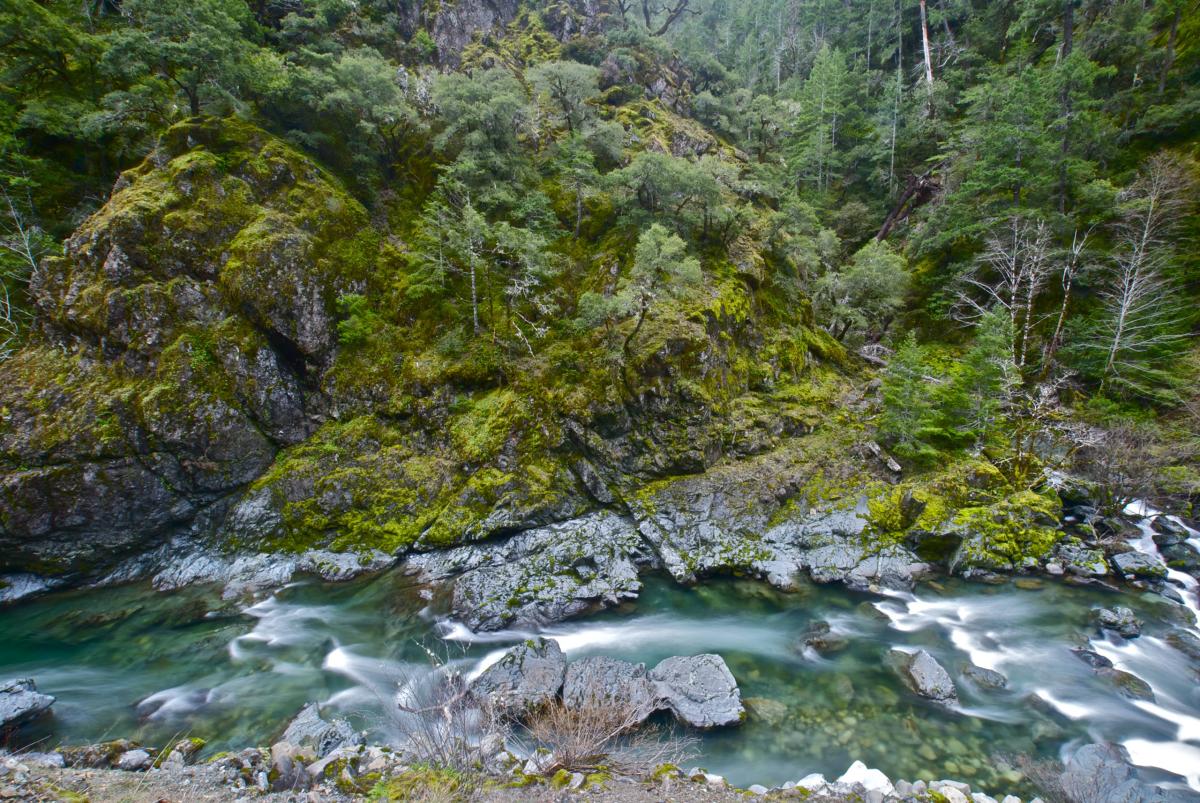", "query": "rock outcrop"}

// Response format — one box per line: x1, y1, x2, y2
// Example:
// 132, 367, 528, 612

0, 678, 55, 729
0, 118, 374, 581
